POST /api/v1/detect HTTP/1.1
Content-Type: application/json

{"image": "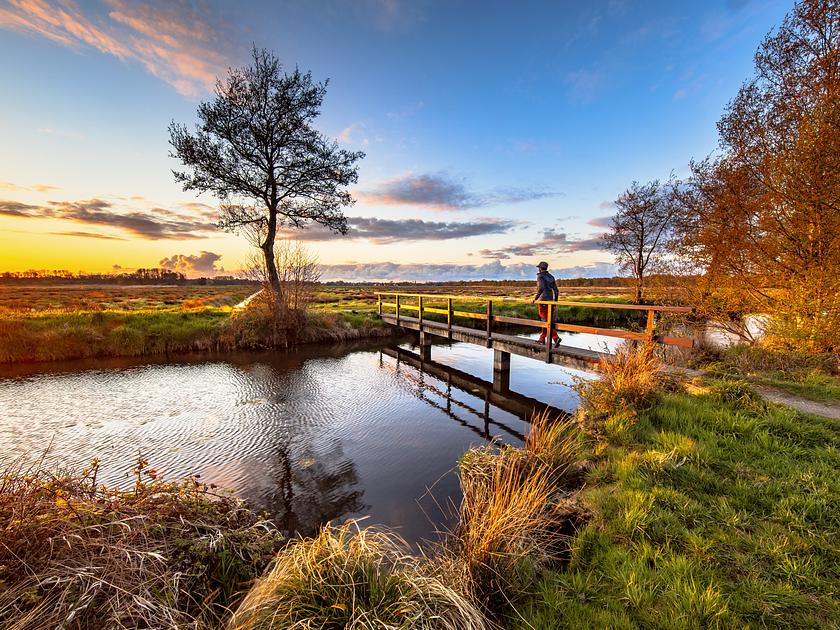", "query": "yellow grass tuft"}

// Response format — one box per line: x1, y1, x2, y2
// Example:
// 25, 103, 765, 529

228, 520, 488, 629
574, 342, 667, 436
455, 412, 581, 616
